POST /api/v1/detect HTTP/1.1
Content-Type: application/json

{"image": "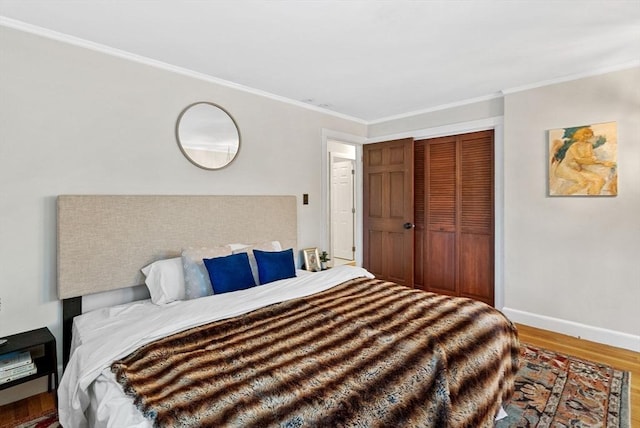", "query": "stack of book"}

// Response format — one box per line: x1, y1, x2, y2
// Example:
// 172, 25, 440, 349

0, 350, 36, 384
